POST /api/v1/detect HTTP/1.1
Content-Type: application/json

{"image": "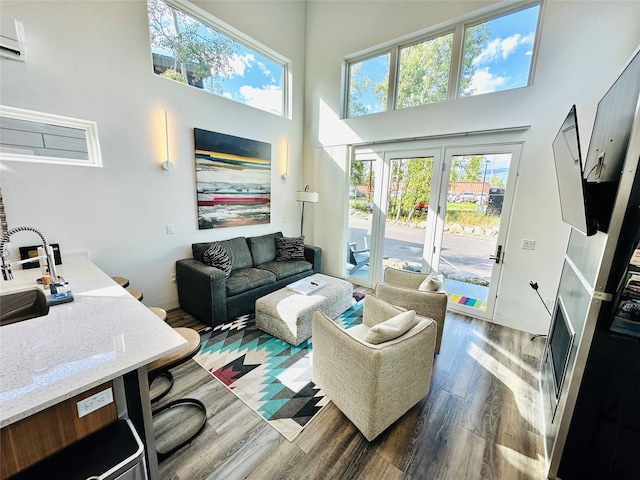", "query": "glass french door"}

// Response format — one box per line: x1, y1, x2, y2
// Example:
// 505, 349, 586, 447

346, 148, 440, 285
346, 141, 521, 321
426, 144, 521, 319
346, 156, 377, 283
